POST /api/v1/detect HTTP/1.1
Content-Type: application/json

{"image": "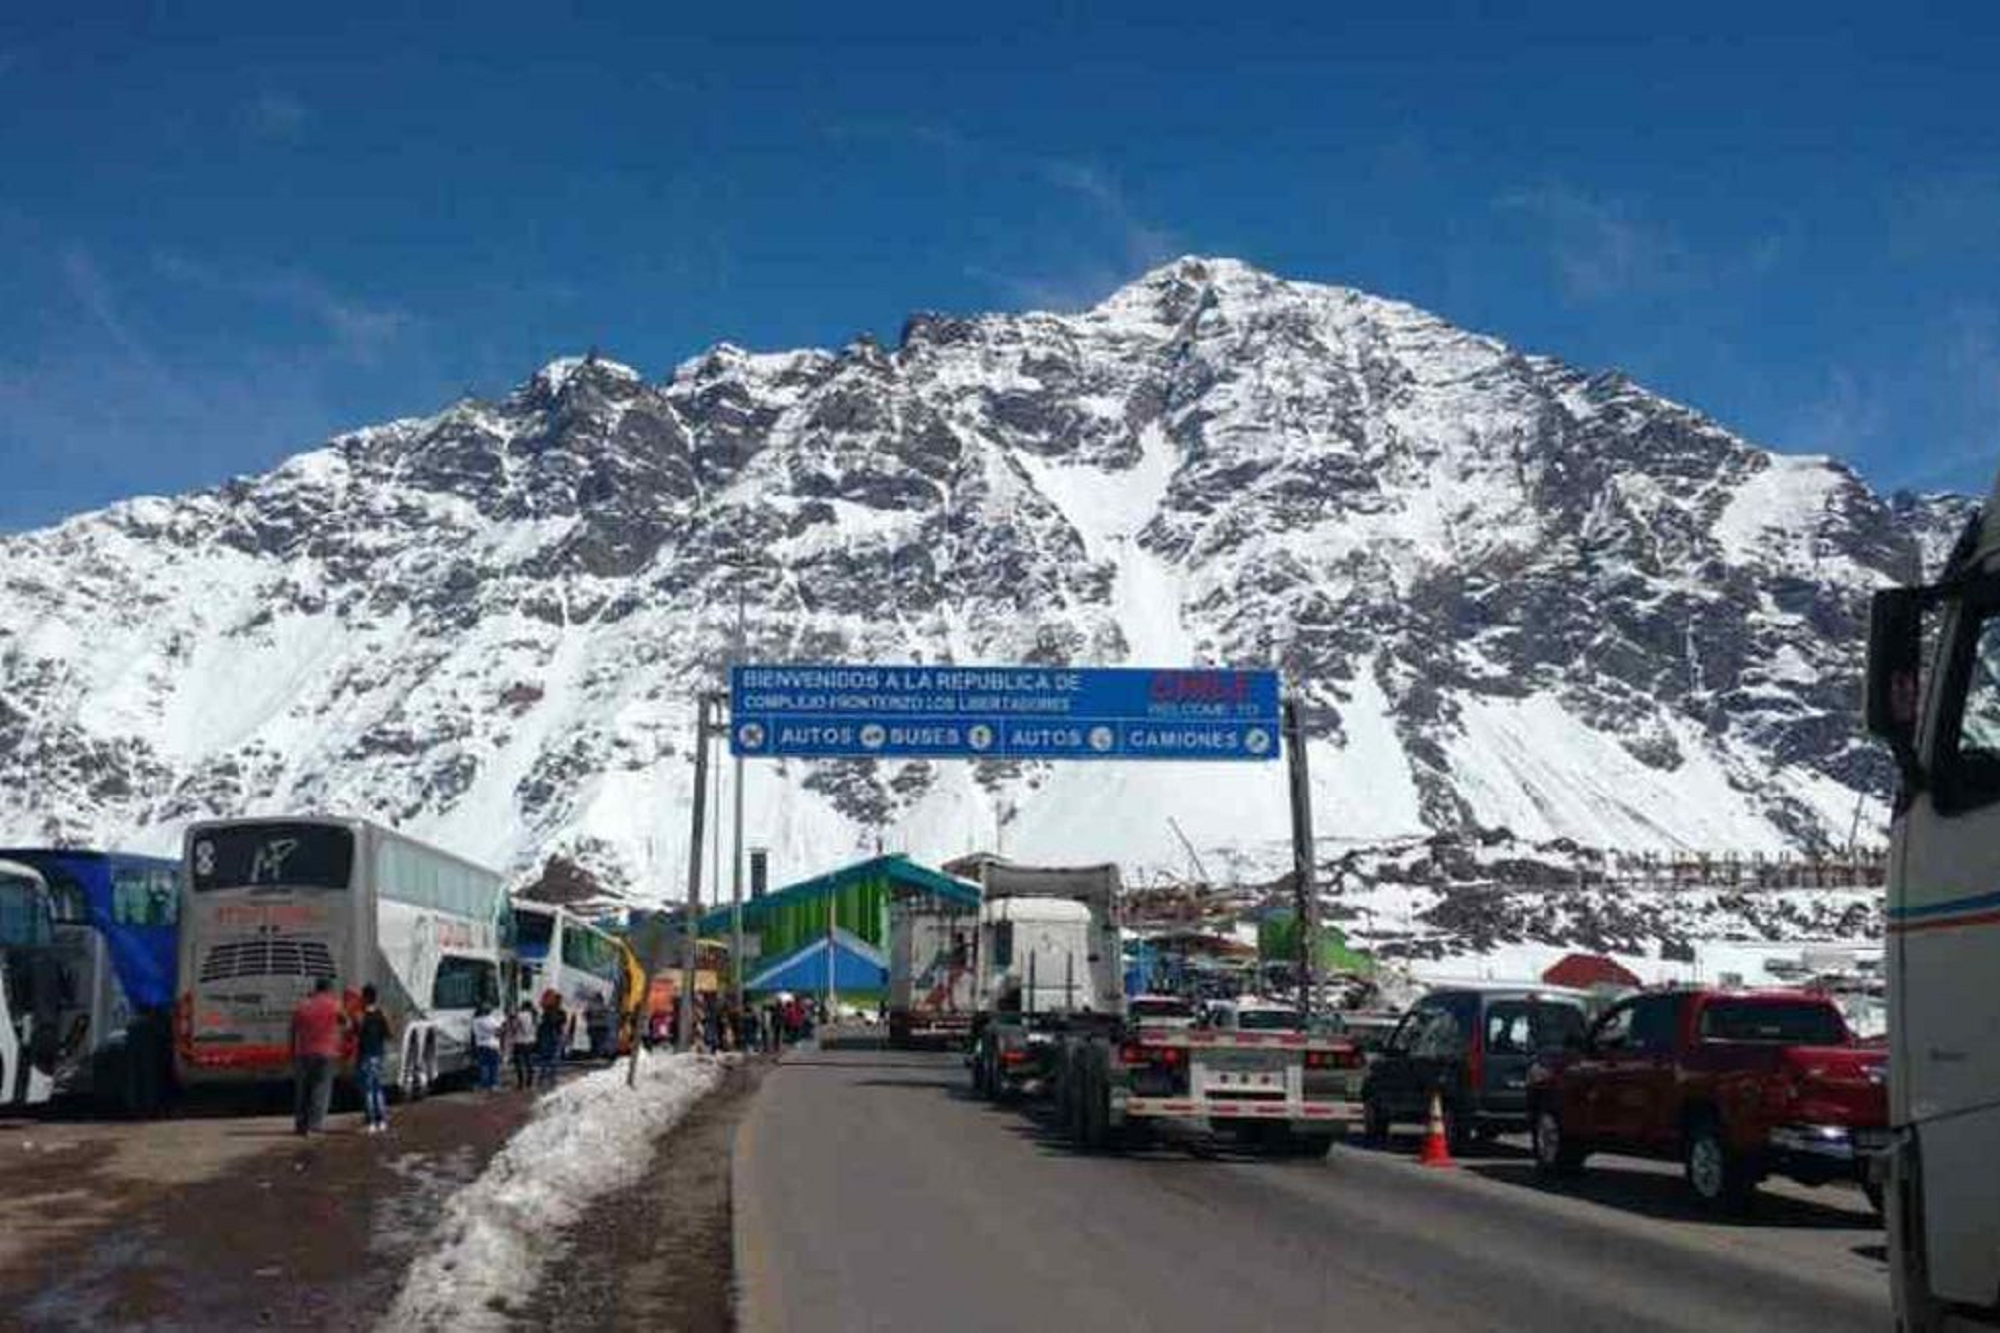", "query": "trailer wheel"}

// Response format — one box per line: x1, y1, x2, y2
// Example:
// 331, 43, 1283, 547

1272, 1129, 1333, 1158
